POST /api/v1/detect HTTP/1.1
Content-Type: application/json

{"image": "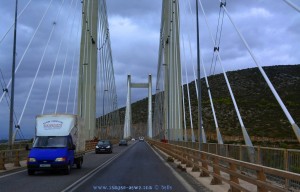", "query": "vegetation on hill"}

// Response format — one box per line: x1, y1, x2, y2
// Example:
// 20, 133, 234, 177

117, 65, 300, 143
